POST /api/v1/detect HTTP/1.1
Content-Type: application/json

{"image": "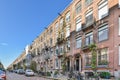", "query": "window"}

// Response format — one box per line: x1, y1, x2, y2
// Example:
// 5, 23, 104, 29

85, 9, 93, 27
98, 24, 108, 42
76, 17, 82, 32
66, 40, 70, 51
118, 17, 120, 35
50, 38, 52, 46
56, 59, 58, 67
85, 32, 93, 46
41, 37, 43, 42
65, 12, 70, 22
50, 28, 53, 34
75, 1, 81, 14
85, 0, 93, 6
76, 37, 82, 48
98, 48, 108, 65
119, 45, 120, 65
66, 25, 70, 37
60, 18, 63, 27
56, 49, 59, 55
85, 53, 92, 66
98, 0, 108, 20
119, 0, 120, 7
